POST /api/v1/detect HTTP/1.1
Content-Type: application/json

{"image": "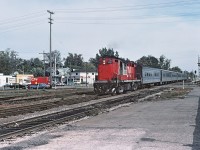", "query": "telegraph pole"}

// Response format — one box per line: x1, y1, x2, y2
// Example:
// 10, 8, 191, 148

47, 10, 54, 88
198, 55, 200, 80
